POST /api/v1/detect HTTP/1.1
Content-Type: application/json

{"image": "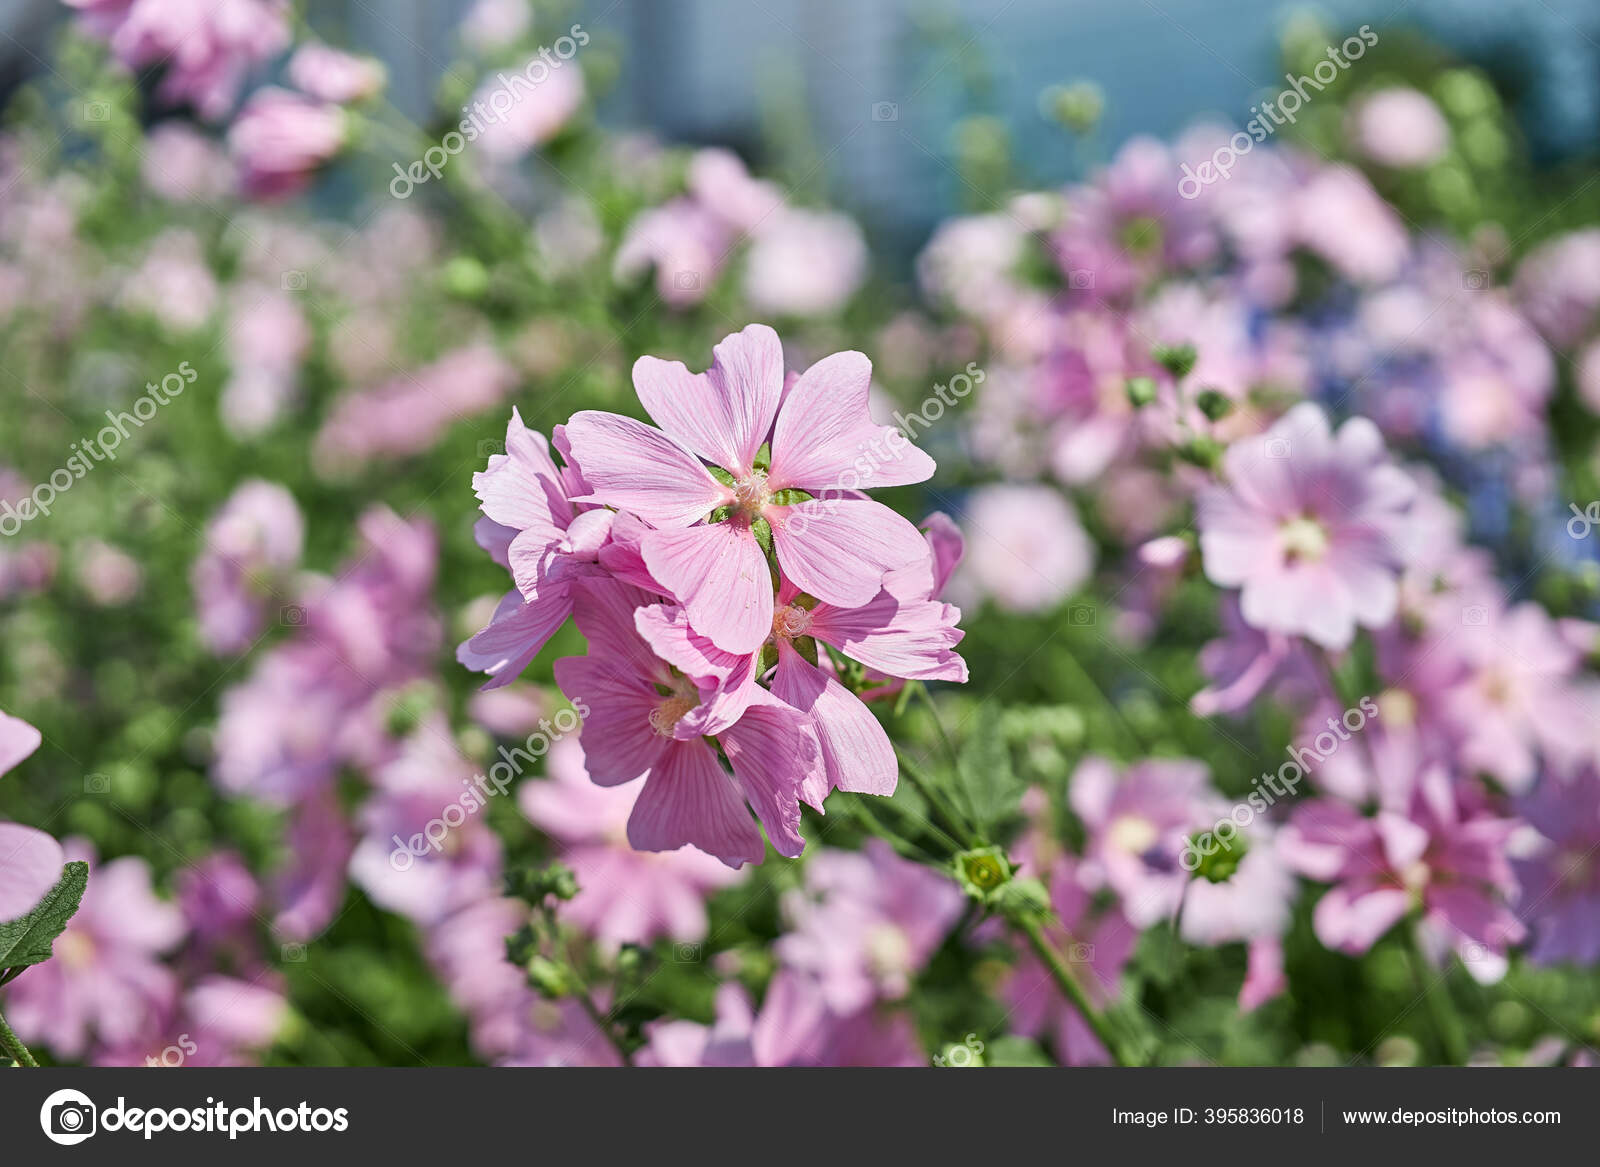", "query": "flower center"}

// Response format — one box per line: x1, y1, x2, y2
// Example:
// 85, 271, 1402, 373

58, 929, 96, 970
772, 604, 812, 640
1108, 814, 1158, 856
733, 469, 769, 519
1279, 516, 1329, 563
649, 680, 698, 737
1377, 688, 1417, 727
